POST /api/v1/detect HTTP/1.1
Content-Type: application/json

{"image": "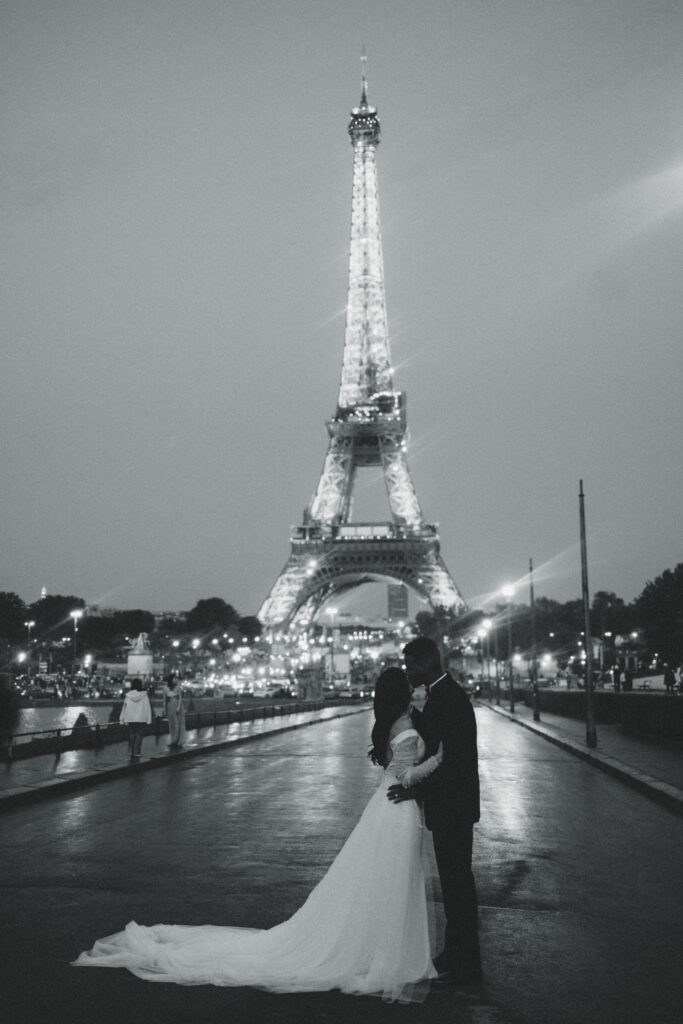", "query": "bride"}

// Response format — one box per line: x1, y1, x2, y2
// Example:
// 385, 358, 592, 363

73, 667, 442, 1003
